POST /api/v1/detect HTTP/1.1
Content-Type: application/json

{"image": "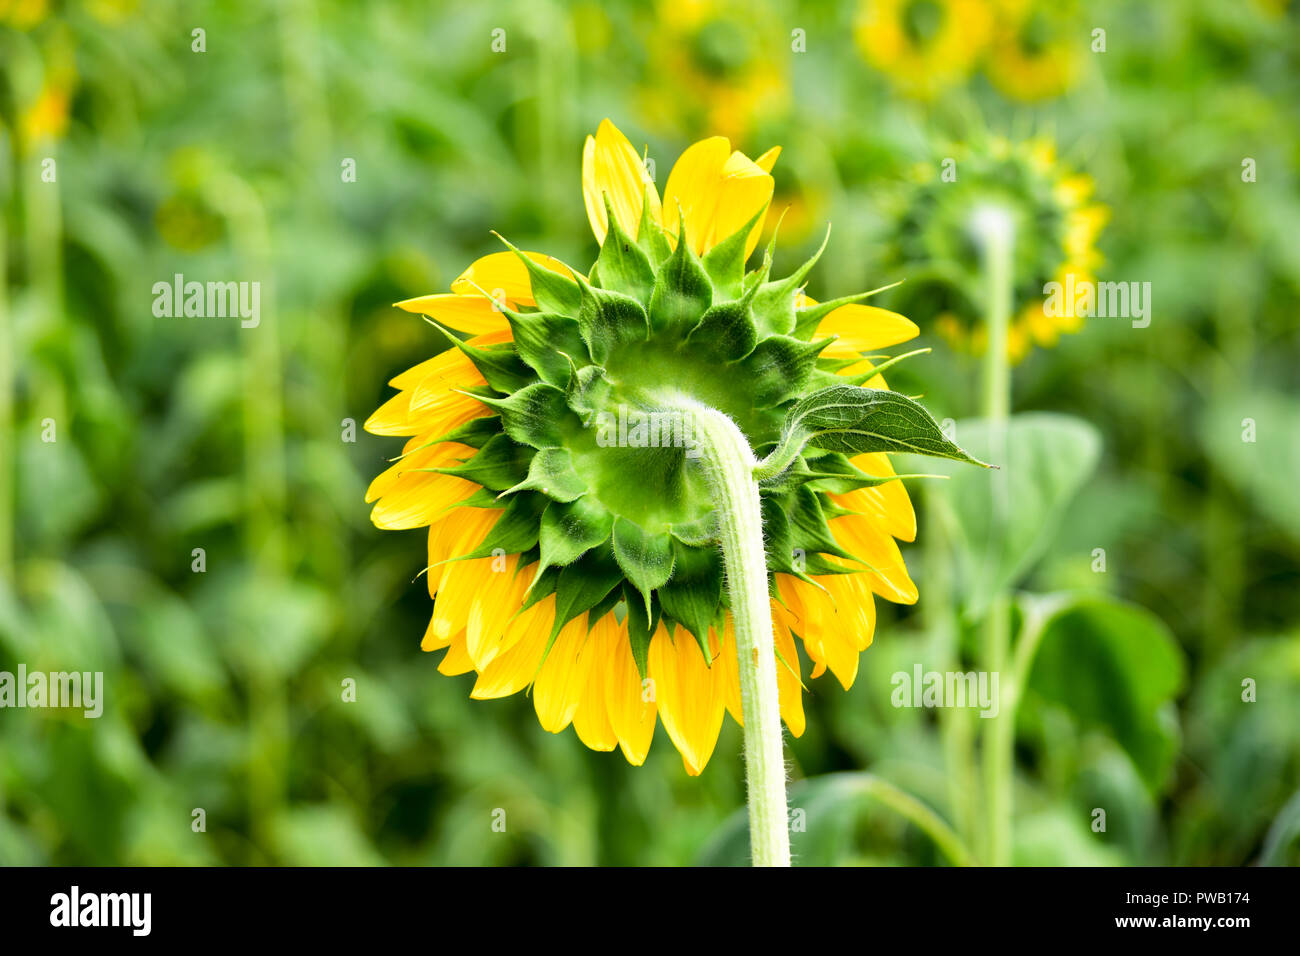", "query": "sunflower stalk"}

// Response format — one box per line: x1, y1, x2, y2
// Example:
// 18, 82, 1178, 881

674, 397, 791, 867
973, 205, 1014, 866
